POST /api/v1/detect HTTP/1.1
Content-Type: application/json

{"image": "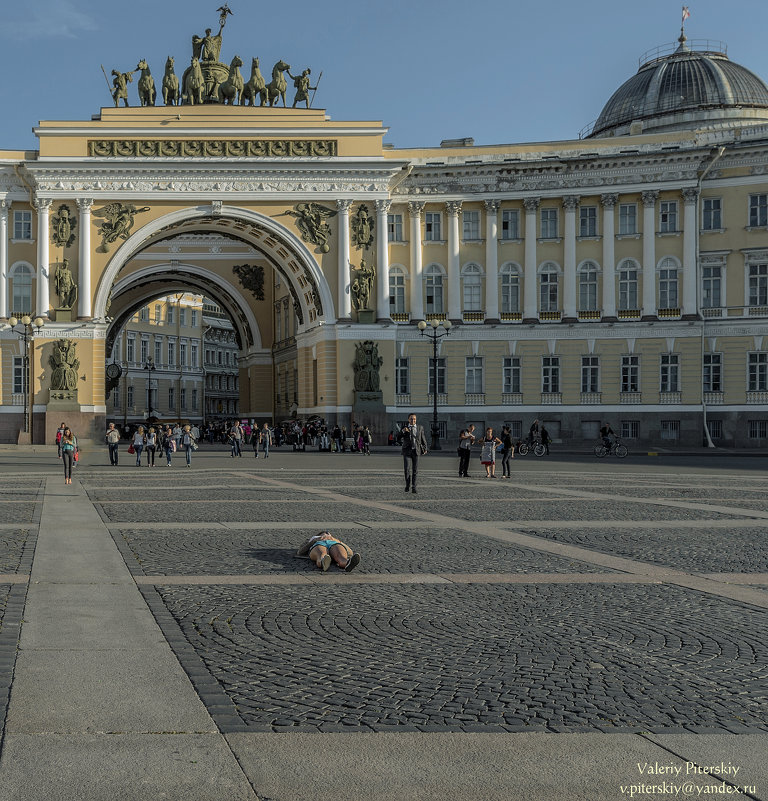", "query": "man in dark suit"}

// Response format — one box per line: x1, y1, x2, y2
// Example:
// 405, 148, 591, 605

398, 413, 428, 493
